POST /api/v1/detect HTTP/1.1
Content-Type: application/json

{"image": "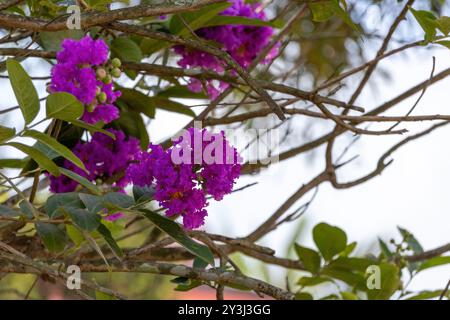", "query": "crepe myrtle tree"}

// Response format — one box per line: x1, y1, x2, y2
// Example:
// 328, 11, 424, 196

0, 0, 449, 300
